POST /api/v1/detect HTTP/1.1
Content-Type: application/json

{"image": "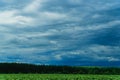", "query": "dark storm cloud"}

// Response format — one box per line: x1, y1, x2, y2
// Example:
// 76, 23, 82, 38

0, 0, 120, 66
